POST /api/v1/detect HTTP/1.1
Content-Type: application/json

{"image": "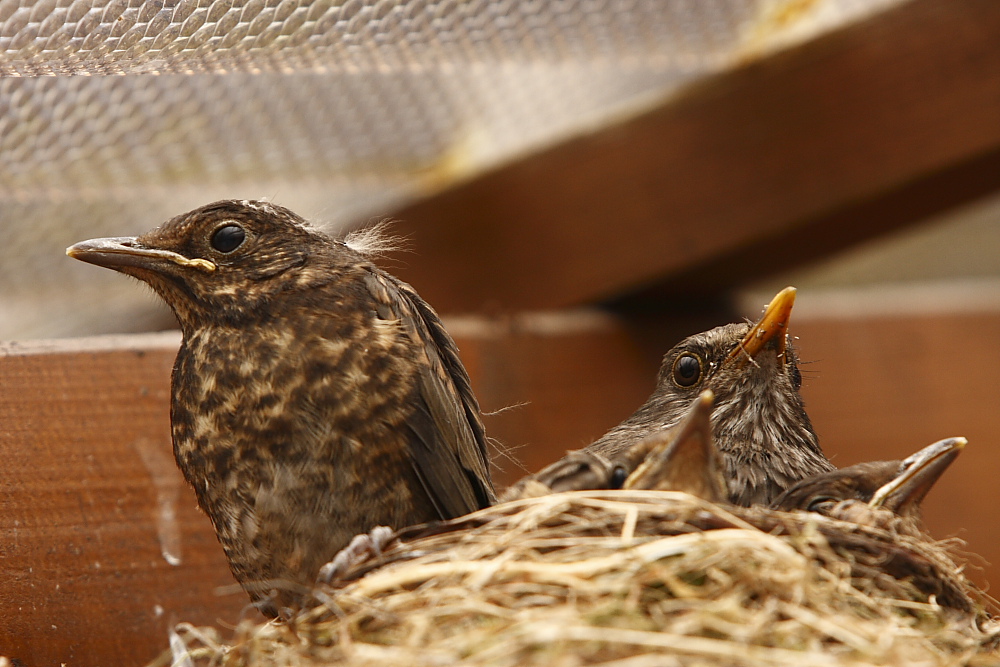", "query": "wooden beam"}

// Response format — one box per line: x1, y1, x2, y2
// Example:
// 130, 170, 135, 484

385, 0, 1000, 312
615, 148, 1000, 310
